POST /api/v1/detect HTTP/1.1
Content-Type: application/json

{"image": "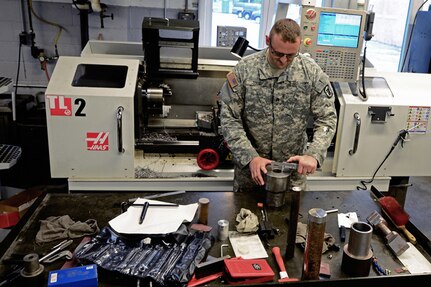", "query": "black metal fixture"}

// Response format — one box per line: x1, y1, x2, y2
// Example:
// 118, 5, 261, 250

230, 36, 261, 58
73, 0, 113, 50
